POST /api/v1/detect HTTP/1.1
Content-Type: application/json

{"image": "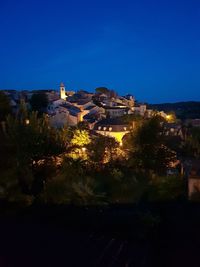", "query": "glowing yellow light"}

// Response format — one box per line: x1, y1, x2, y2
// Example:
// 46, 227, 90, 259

25, 119, 30, 125
71, 130, 91, 146
166, 115, 172, 121
96, 130, 126, 143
